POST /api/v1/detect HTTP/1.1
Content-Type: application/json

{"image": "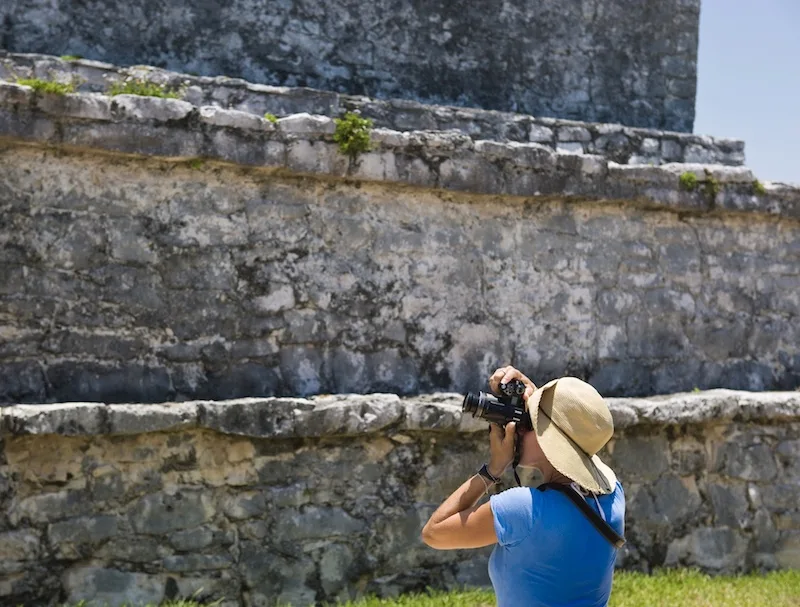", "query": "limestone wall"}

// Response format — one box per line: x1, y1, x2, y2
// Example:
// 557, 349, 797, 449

0, 52, 743, 167
1, 80, 799, 403
1, 392, 799, 606
0, 0, 701, 131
